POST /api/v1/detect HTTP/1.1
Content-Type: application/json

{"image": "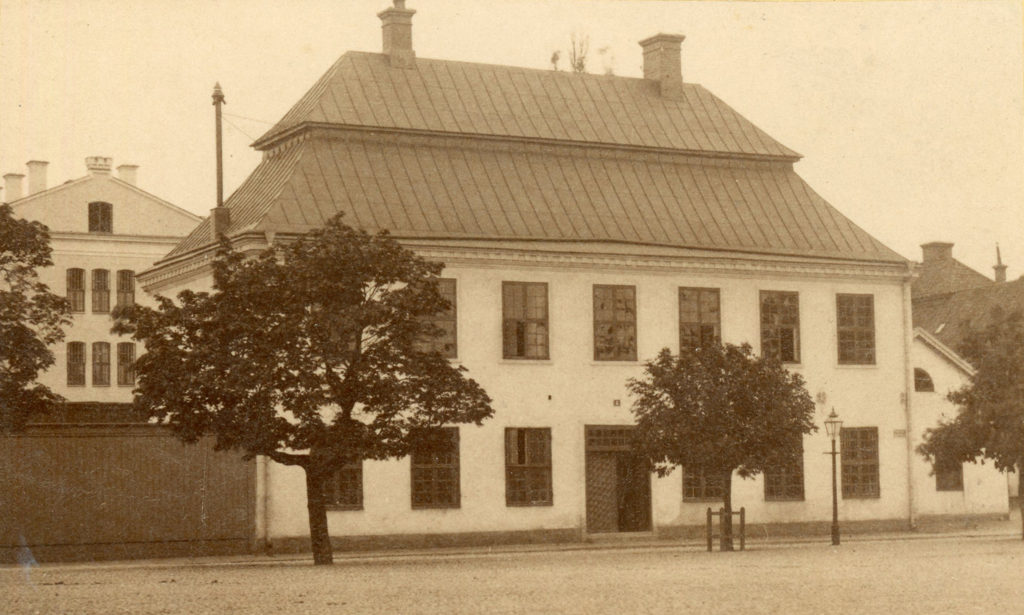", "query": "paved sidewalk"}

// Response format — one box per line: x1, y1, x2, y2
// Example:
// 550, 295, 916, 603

11, 507, 1019, 572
